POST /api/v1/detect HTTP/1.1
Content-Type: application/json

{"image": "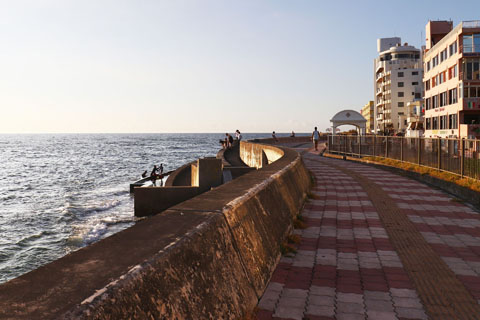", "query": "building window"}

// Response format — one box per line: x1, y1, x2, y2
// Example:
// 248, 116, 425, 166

425, 97, 431, 110
463, 59, 480, 80
471, 87, 478, 98
432, 95, 438, 108
433, 116, 438, 129
440, 115, 447, 129
412, 82, 419, 85
433, 55, 439, 67
463, 34, 480, 53
453, 64, 458, 78
440, 49, 447, 62
426, 117, 431, 130
415, 92, 421, 99
398, 82, 404, 87
426, 61, 431, 71
449, 114, 458, 129
398, 72, 404, 77
440, 91, 448, 106
398, 102, 404, 107
398, 92, 404, 97
449, 41, 457, 56
412, 71, 419, 75
425, 80, 430, 91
